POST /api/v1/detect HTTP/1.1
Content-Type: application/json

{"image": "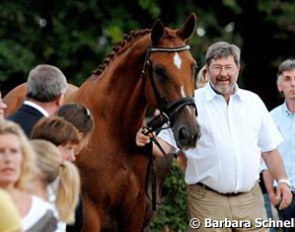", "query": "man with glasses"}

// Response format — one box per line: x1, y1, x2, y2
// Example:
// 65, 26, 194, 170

136, 41, 292, 231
